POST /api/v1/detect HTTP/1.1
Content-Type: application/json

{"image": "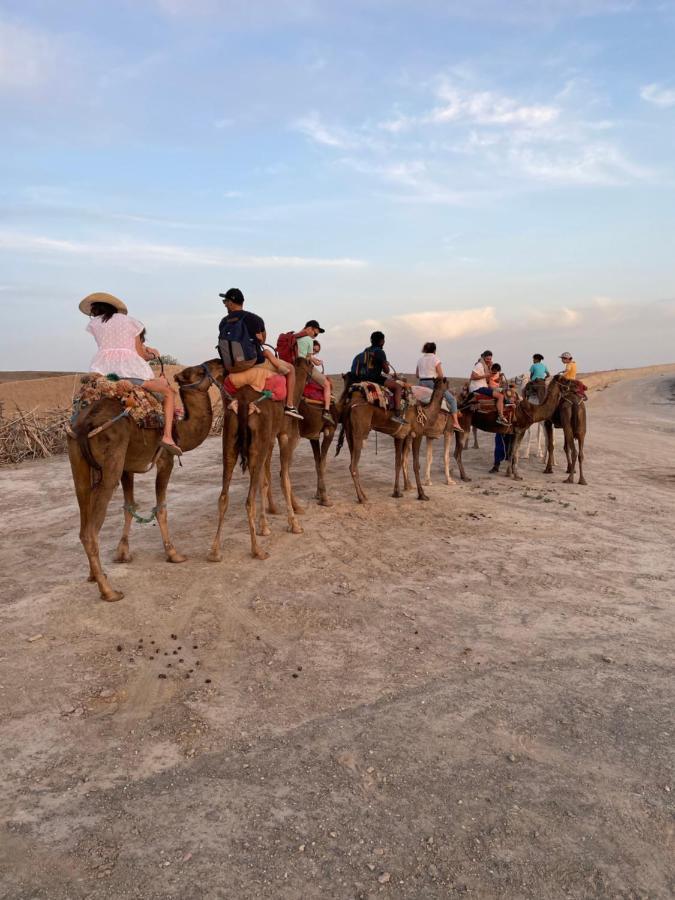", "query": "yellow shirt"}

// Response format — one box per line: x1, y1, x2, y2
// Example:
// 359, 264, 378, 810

562, 361, 577, 380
